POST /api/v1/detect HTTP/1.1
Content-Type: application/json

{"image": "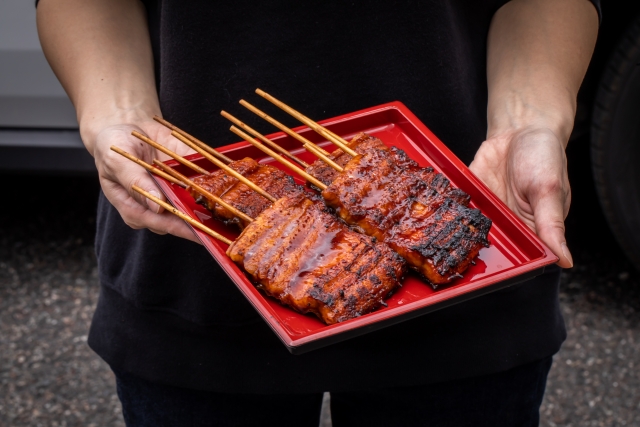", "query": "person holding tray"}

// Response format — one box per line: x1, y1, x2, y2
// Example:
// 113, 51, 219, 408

37, 0, 599, 425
